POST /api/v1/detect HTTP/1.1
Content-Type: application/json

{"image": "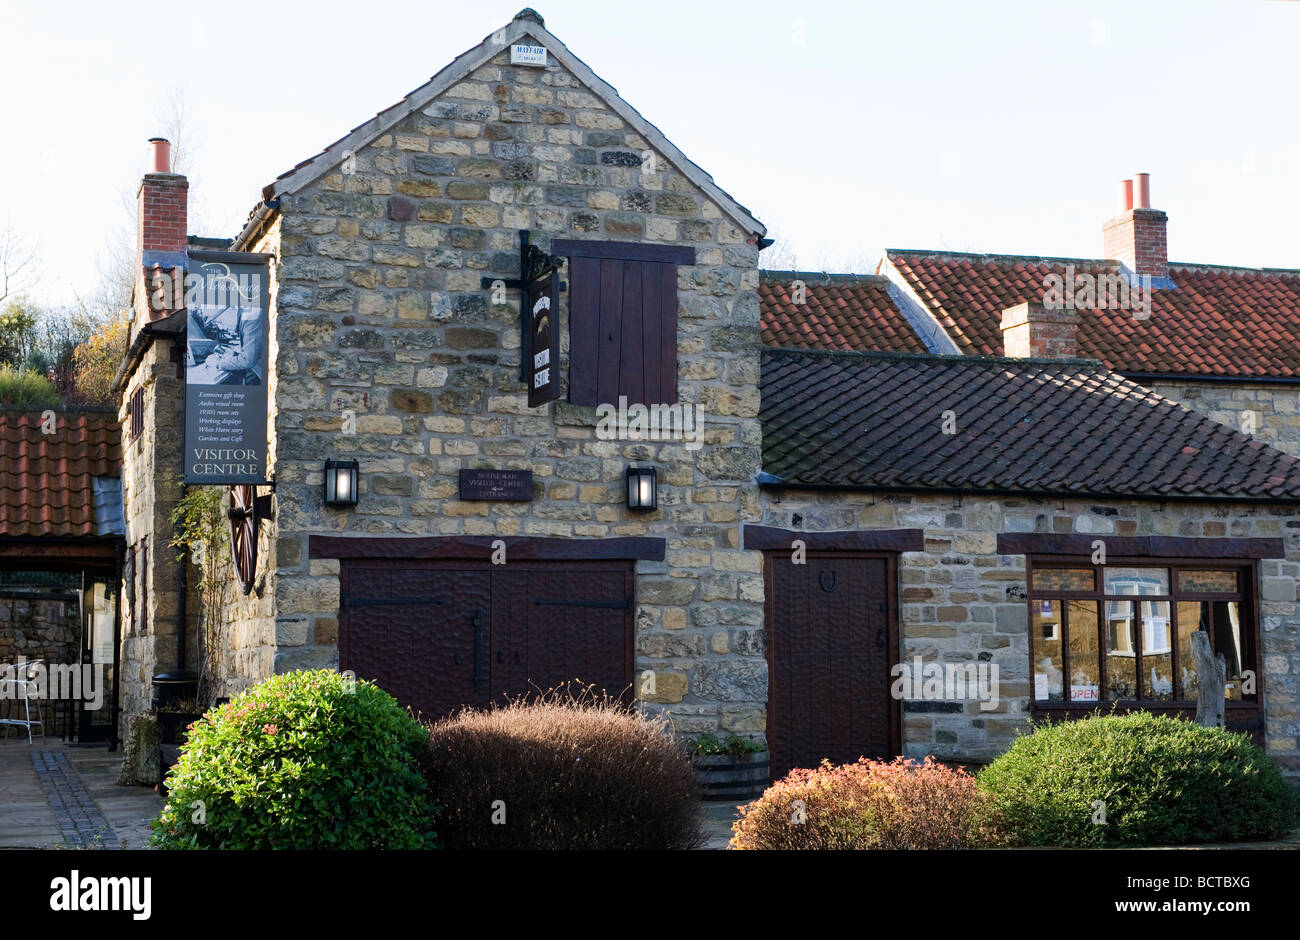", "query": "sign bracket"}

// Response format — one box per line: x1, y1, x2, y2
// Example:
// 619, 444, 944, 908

479, 230, 566, 382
